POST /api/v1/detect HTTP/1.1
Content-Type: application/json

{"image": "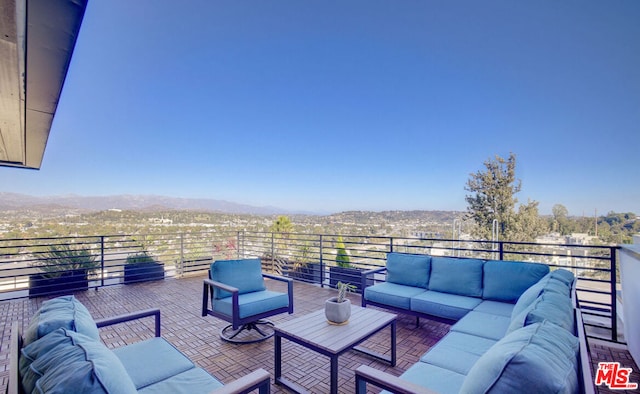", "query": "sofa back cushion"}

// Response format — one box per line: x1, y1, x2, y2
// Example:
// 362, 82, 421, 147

386, 253, 431, 288
20, 328, 137, 394
511, 269, 574, 319
210, 259, 266, 299
508, 291, 575, 335
23, 296, 99, 347
483, 260, 549, 303
428, 257, 484, 297
460, 321, 580, 394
